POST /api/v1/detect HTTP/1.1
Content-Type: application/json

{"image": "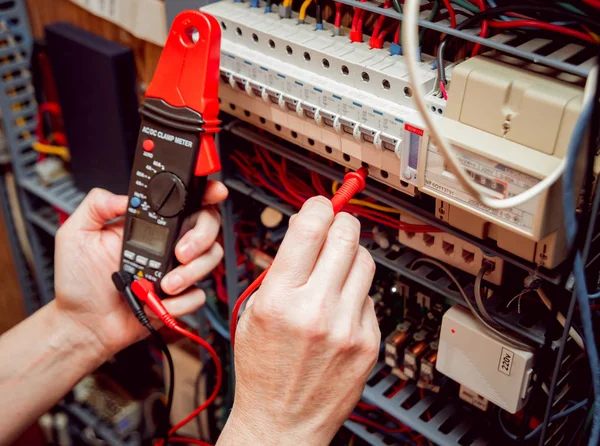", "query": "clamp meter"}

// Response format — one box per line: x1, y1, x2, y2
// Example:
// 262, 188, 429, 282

119, 11, 221, 294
